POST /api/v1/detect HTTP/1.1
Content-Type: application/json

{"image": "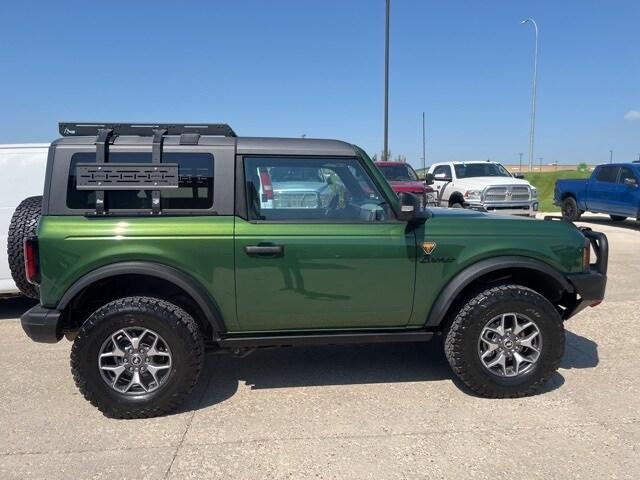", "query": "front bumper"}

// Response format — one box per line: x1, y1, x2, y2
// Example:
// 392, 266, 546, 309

565, 229, 608, 319
463, 201, 539, 217
21, 305, 63, 343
